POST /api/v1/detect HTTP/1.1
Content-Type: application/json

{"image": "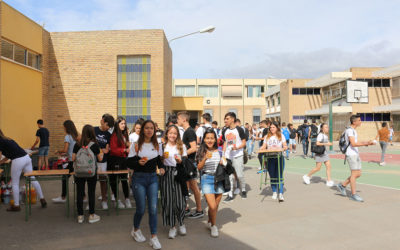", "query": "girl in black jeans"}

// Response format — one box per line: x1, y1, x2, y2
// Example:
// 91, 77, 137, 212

73, 125, 103, 223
